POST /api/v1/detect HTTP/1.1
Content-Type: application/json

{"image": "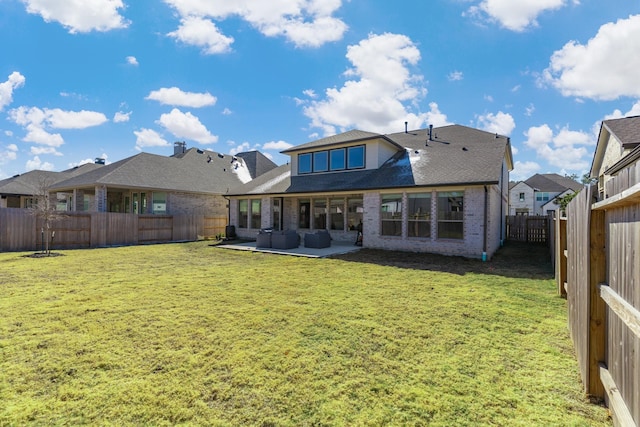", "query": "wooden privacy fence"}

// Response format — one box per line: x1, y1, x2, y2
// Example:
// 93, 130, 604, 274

557, 173, 640, 426
0, 209, 227, 252
506, 215, 549, 243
